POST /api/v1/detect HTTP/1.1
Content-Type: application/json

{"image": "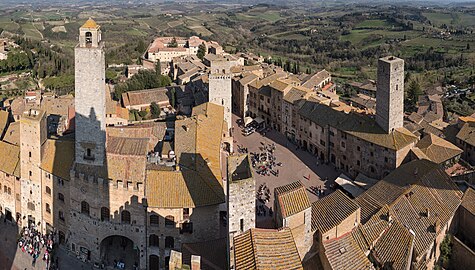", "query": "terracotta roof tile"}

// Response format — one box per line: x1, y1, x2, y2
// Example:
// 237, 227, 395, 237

311, 190, 360, 232
40, 139, 74, 180
146, 169, 225, 208
275, 181, 311, 218
234, 228, 303, 270
456, 122, 475, 146
323, 232, 373, 270
107, 136, 149, 156
2, 121, 19, 146
461, 188, 475, 215
0, 110, 9, 136
356, 160, 462, 258
371, 221, 414, 270
0, 141, 20, 177
122, 88, 170, 107
415, 133, 462, 164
